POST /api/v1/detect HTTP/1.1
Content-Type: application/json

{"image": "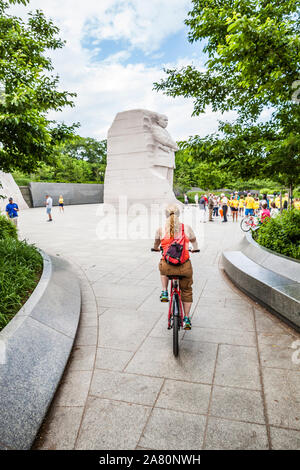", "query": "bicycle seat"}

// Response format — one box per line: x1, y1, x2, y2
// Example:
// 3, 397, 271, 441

167, 275, 183, 280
